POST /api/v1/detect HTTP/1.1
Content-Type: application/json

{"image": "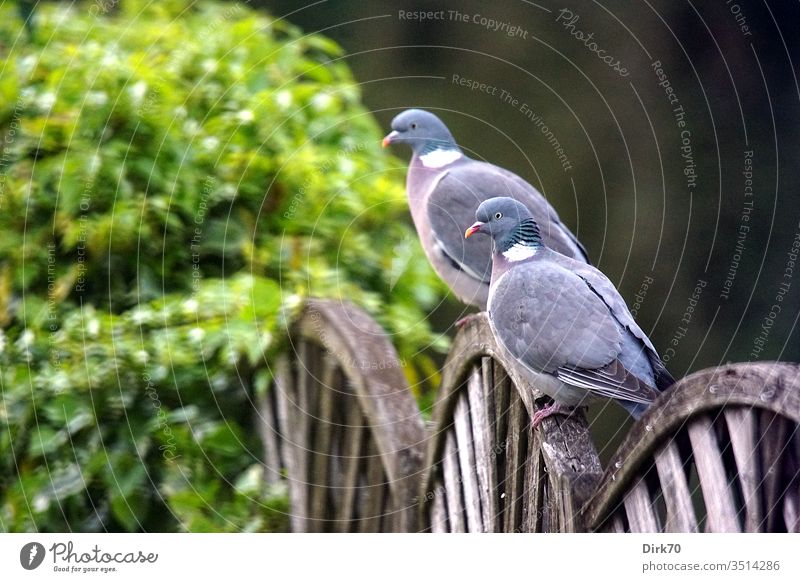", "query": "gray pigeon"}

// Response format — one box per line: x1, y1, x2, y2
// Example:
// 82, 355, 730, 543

383, 109, 588, 310
465, 197, 674, 424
